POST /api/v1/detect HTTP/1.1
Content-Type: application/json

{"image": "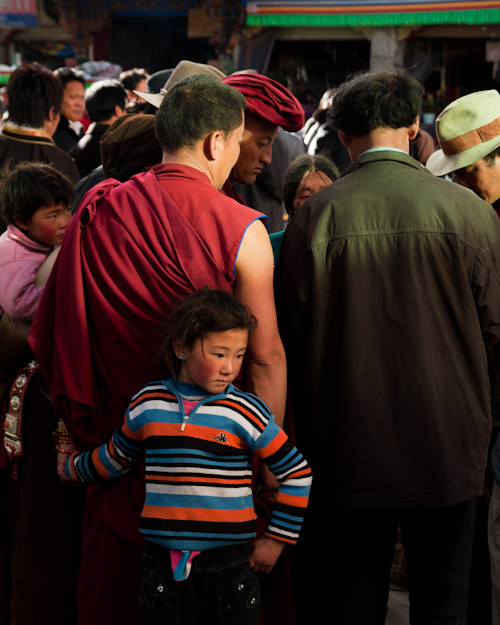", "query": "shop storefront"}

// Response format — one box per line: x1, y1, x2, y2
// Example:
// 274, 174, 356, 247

239, 1, 500, 109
